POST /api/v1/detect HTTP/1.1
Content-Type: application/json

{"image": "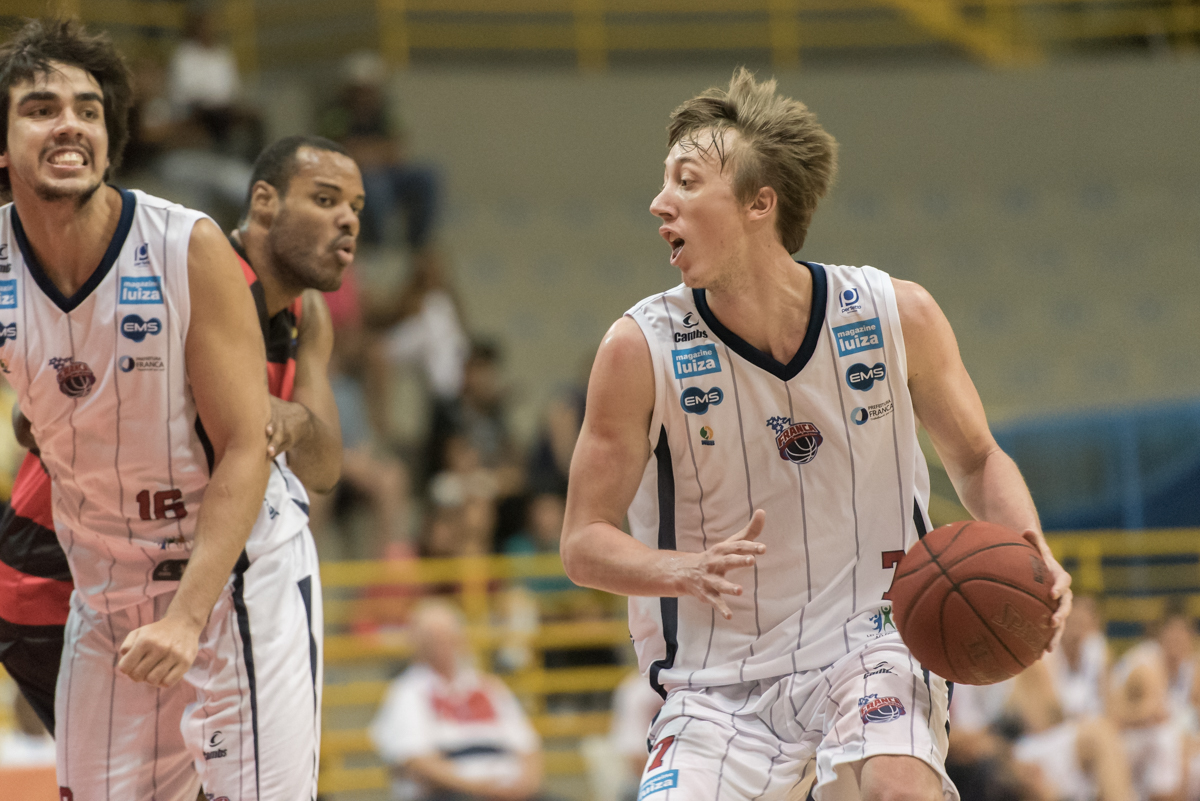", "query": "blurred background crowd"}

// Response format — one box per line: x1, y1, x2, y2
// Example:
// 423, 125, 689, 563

1, 0, 1199, 798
